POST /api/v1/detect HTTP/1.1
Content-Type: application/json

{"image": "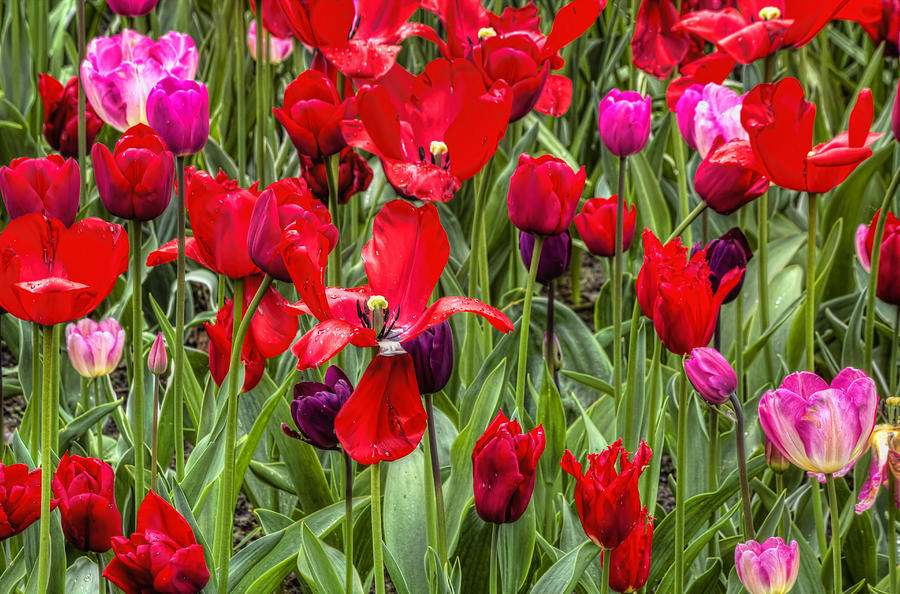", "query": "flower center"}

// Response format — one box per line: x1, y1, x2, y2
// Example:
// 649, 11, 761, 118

478, 27, 497, 40
758, 6, 781, 20
417, 140, 451, 169
358, 295, 398, 339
